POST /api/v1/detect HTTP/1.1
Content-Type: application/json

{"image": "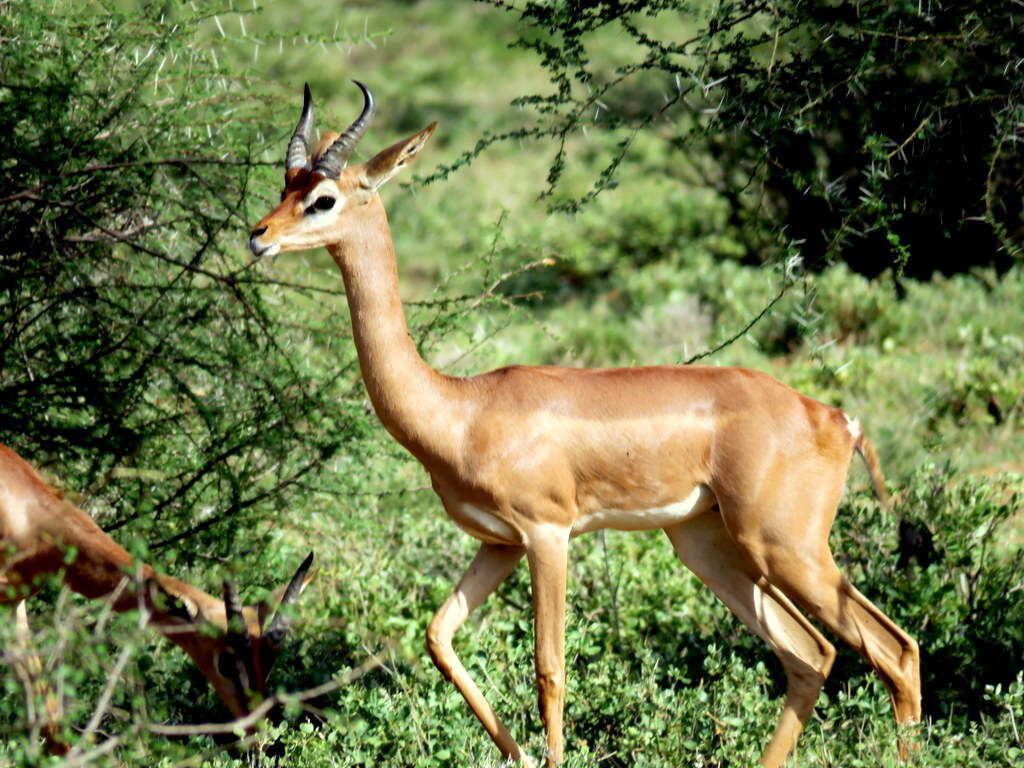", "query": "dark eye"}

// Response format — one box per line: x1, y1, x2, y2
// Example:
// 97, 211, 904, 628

265, 626, 286, 648
304, 195, 337, 216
